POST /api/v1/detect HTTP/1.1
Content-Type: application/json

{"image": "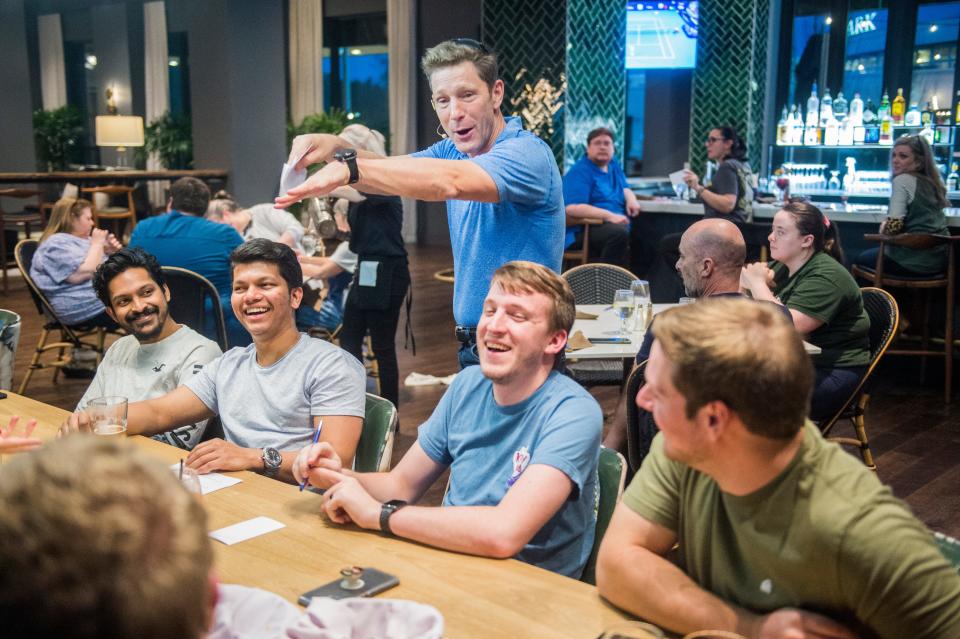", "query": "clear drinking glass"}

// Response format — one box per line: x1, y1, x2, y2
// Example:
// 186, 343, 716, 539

179, 465, 202, 494
598, 621, 665, 639
613, 289, 634, 337
631, 279, 652, 331
86, 396, 128, 439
